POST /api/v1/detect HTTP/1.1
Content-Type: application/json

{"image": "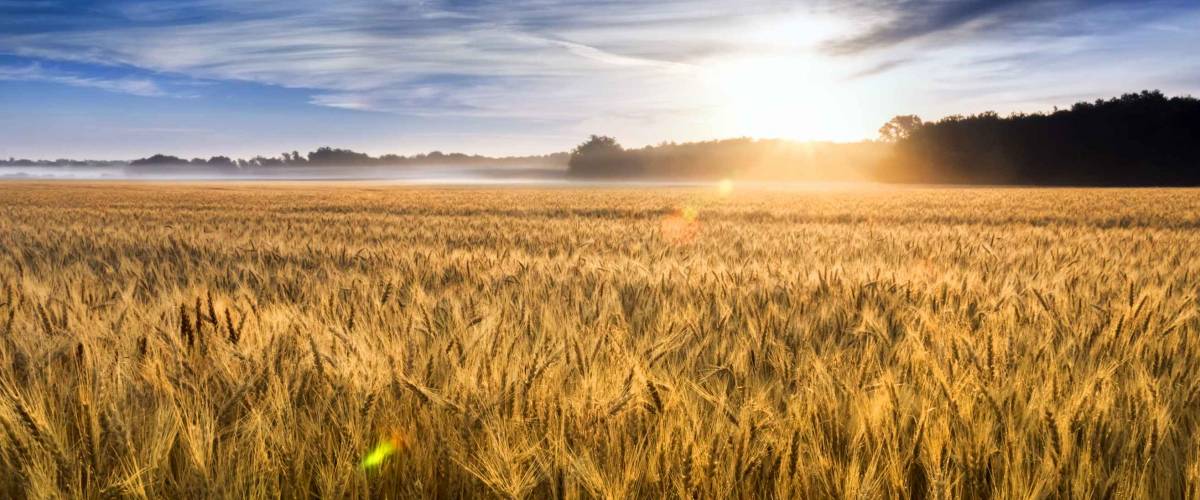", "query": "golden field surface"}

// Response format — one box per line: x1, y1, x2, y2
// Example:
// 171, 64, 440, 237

1, 182, 1199, 498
